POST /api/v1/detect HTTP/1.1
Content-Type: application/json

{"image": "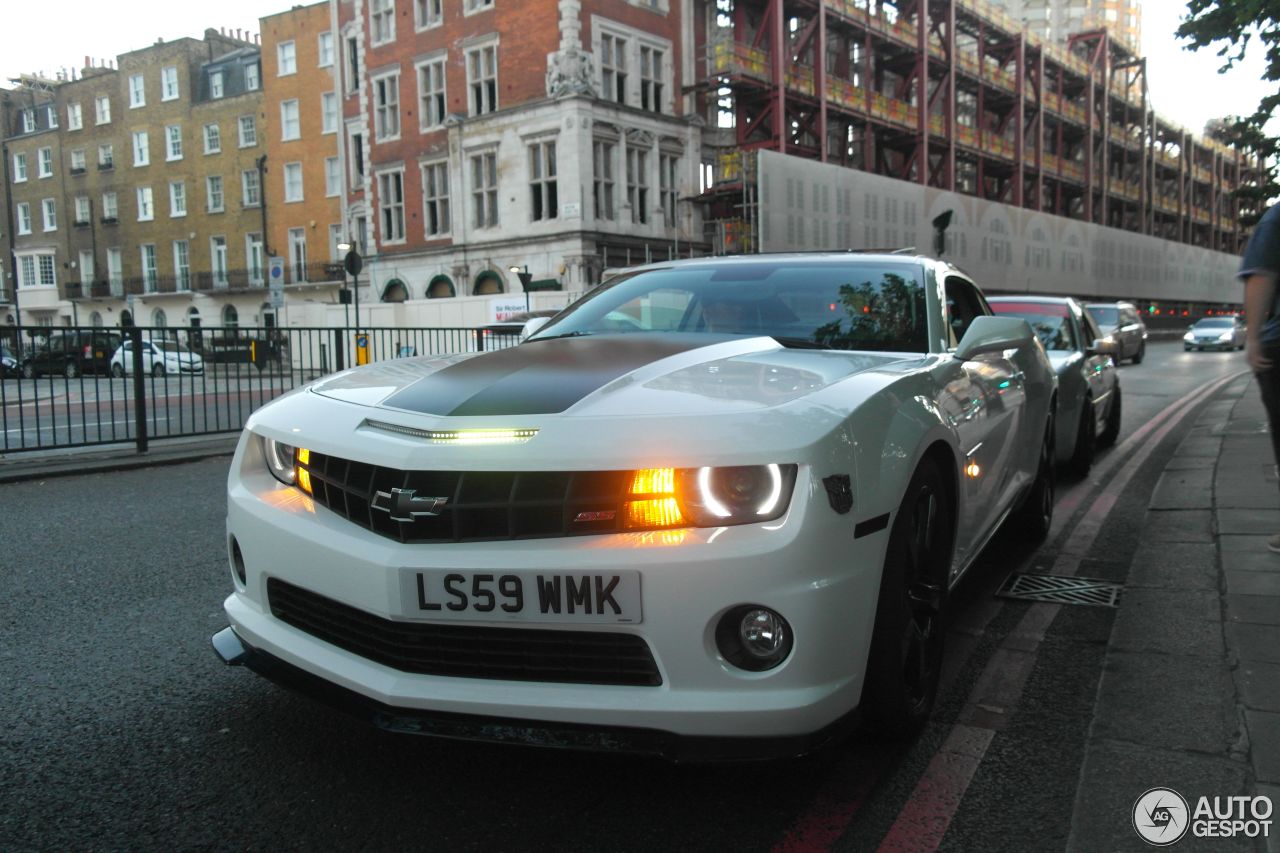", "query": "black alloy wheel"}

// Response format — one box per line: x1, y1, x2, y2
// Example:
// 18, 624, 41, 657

21, 363, 35, 379
111, 364, 125, 378
1098, 386, 1121, 447
1069, 397, 1096, 478
64, 362, 80, 379
1131, 342, 1144, 364
1013, 414, 1055, 542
